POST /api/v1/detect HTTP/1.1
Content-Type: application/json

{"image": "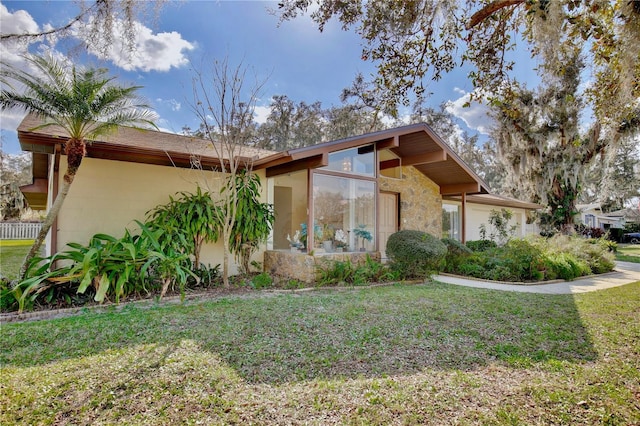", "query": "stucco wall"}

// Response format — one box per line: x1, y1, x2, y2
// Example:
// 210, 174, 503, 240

54, 156, 268, 274
379, 166, 442, 237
